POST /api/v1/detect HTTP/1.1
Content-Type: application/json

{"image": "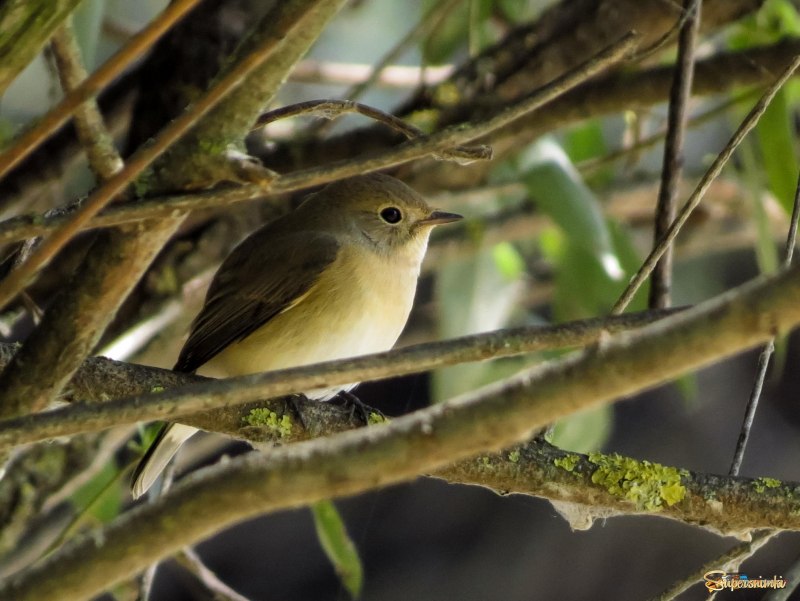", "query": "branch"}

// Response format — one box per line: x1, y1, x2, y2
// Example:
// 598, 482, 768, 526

50, 22, 124, 182
0, 0, 82, 95
5, 259, 800, 600
649, 0, 700, 310
0, 309, 681, 450
255, 99, 492, 164
437, 441, 800, 537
